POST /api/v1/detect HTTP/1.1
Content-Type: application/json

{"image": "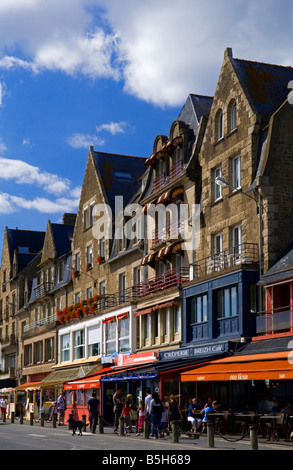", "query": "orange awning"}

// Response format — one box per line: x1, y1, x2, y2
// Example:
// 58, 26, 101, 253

16, 381, 43, 391
180, 351, 293, 382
